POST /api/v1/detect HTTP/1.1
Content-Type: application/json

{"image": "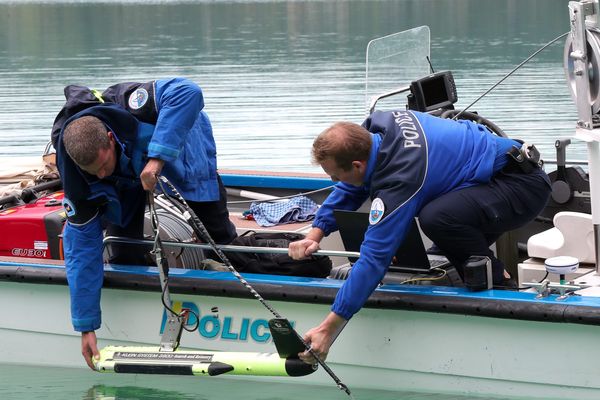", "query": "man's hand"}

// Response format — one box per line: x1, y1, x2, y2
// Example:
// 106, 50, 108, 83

140, 158, 165, 191
288, 227, 325, 259
288, 239, 320, 259
298, 312, 347, 365
81, 331, 100, 370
